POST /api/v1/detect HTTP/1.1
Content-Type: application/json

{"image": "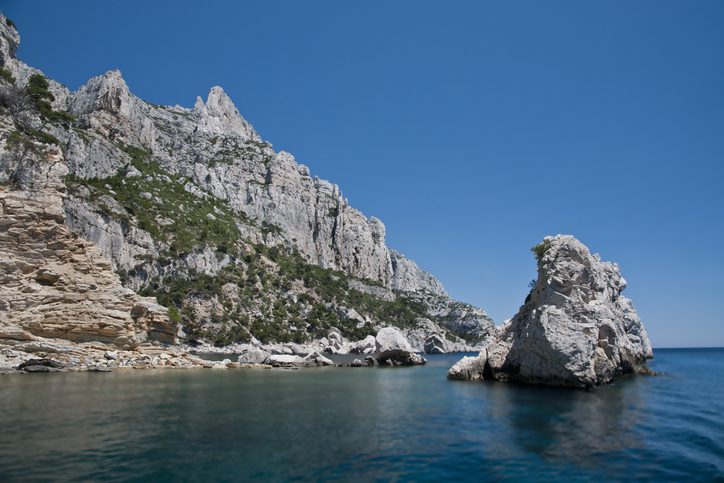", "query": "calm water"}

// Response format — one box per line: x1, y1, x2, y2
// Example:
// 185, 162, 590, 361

1, 349, 722, 482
